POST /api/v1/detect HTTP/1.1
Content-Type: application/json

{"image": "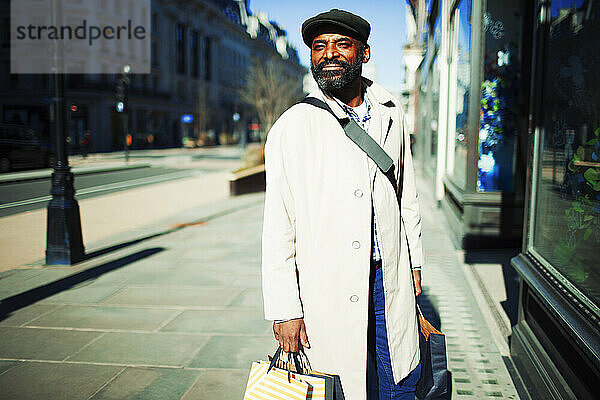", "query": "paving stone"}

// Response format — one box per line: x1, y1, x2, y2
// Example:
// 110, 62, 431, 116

0, 361, 121, 400
0, 327, 101, 360
69, 332, 210, 367
40, 284, 122, 304
90, 367, 201, 400
187, 336, 274, 369
229, 288, 264, 308
161, 309, 271, 335
28, 305, 177, 331
181, 369, 248, 400
125, 270, 236, 287
0, 304, 59, 327
231, 275, 262, 288
0, 360, 16, 375
102, 286, 242, 307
